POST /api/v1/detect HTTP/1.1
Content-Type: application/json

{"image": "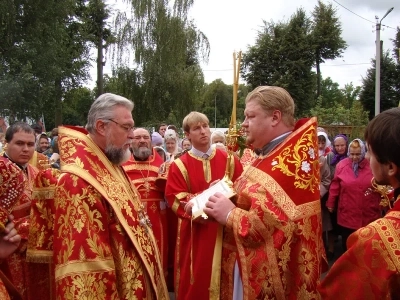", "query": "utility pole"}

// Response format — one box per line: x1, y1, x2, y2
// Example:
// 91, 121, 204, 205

375, 7, 394, 116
